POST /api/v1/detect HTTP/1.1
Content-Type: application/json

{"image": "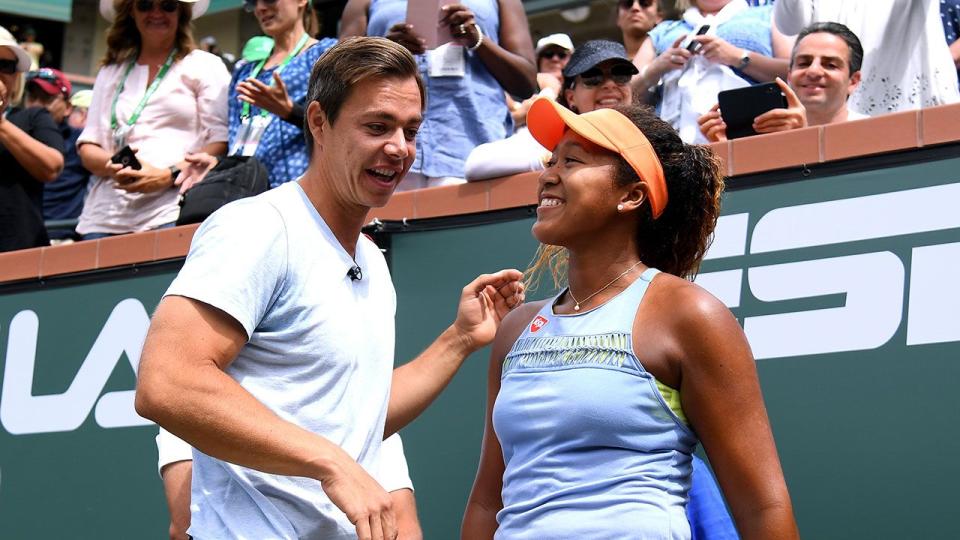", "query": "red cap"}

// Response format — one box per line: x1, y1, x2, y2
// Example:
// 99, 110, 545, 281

527, 98, 668, 219
26, 68, 72, 99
